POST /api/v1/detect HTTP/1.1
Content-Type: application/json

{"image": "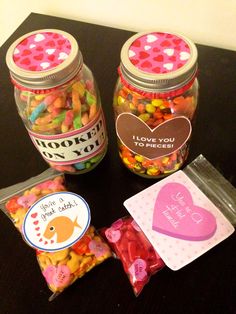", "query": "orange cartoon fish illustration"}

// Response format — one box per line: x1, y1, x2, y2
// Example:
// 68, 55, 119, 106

43, 216, 81, 243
